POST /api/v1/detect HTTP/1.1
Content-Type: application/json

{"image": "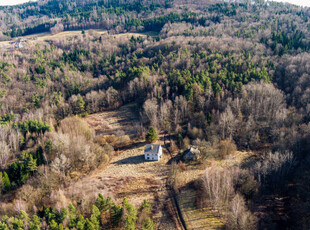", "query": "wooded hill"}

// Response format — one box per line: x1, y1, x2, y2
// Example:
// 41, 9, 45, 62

0, 0, 309, 229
